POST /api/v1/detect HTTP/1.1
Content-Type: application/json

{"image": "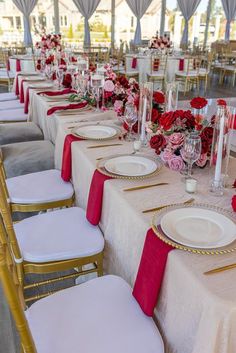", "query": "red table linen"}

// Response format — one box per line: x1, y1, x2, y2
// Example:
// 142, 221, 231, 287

47, 102, 87, 116
86, 170, 112, 226
133, 228, 174, 316
16, 59, 21, 72
179, 59, 184, 71
24, 87, 30, 114
132, 57, 137, 69
37, 88, 75, 96
19, 79, 26, 103
61, 134, 83, 182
